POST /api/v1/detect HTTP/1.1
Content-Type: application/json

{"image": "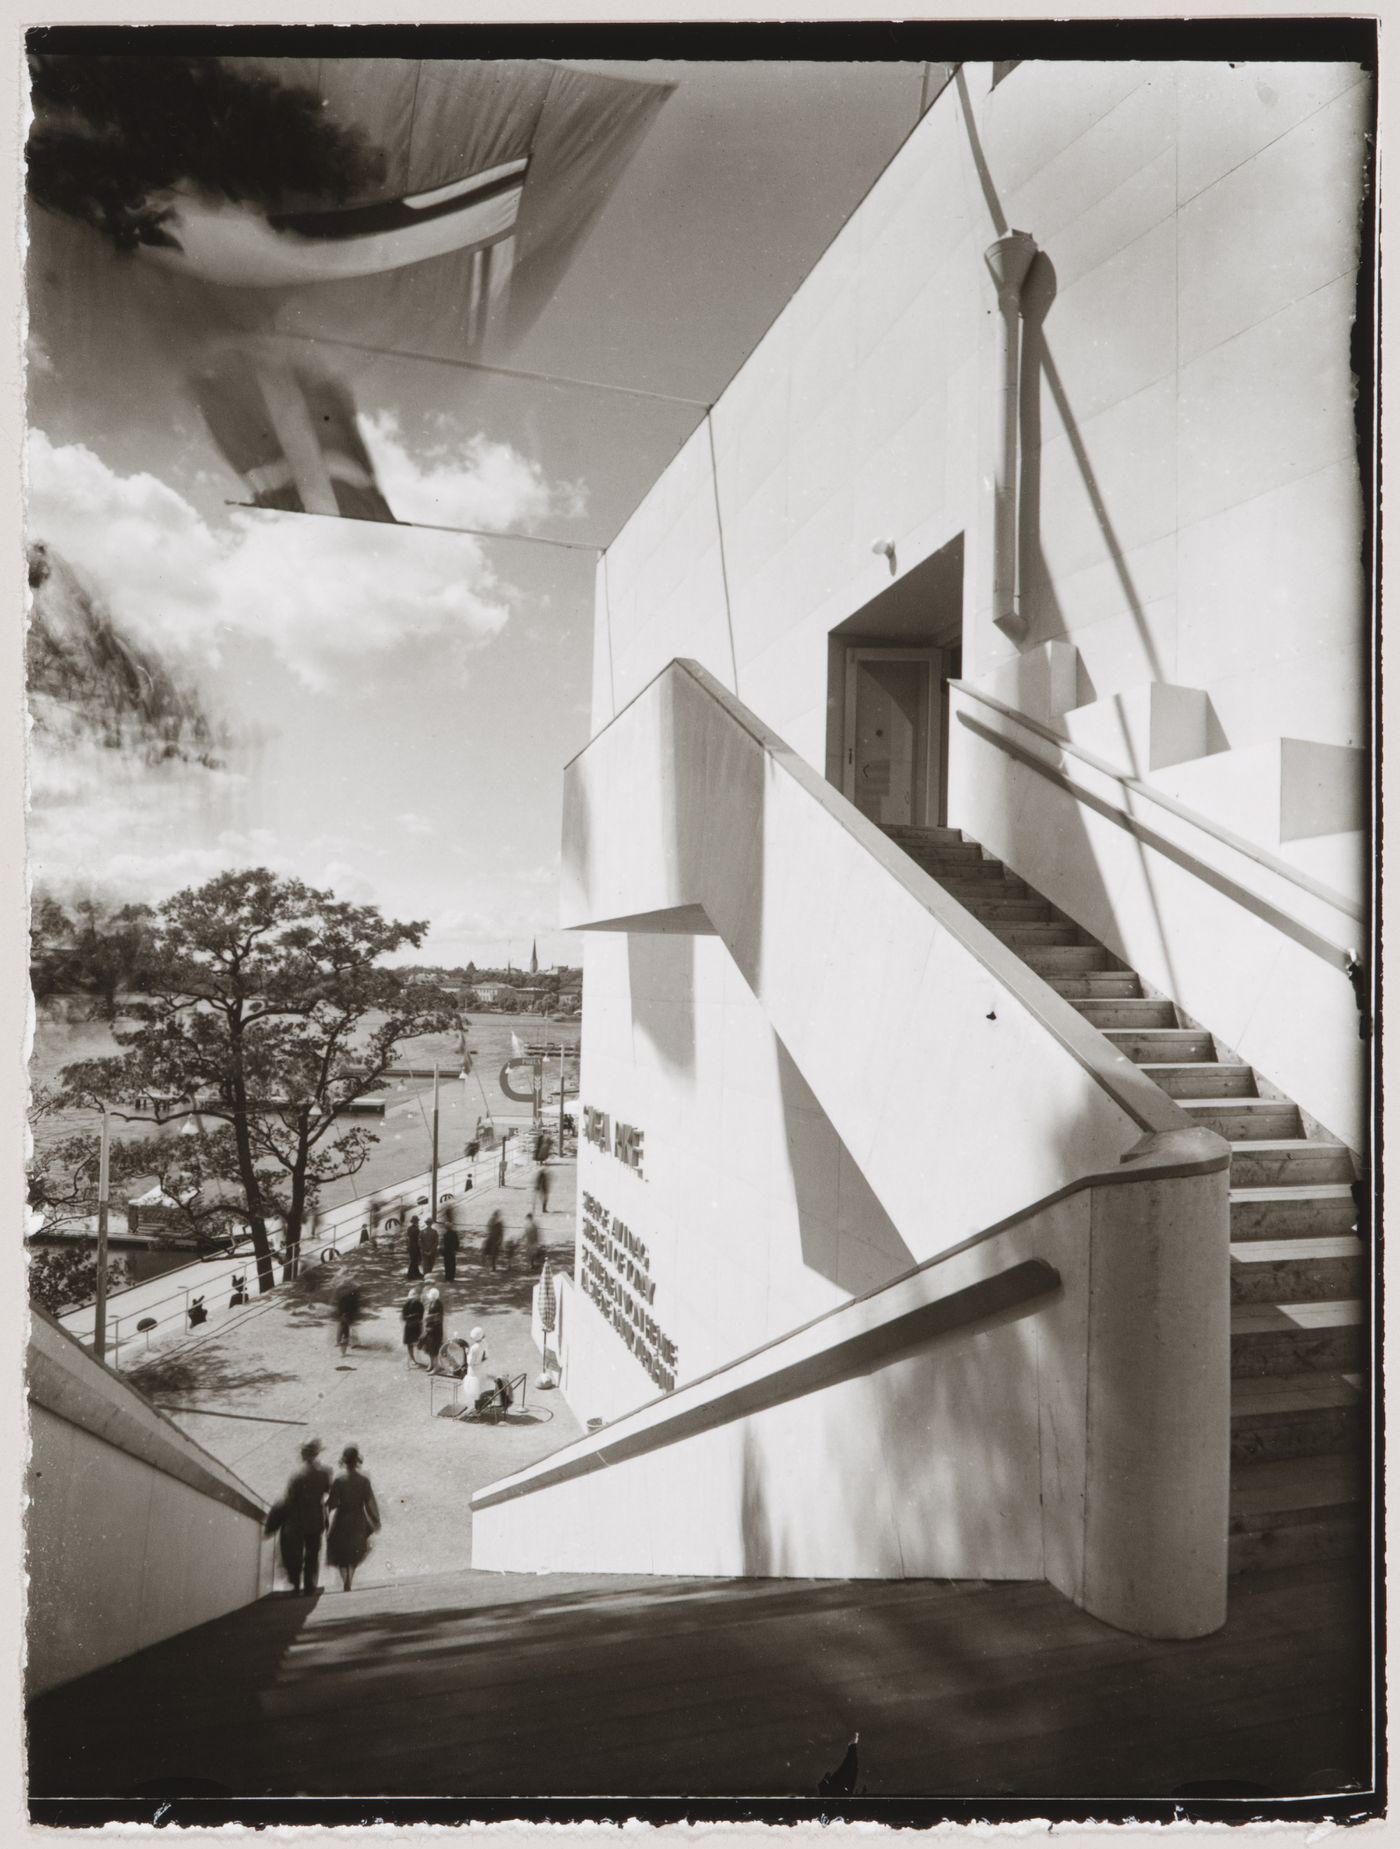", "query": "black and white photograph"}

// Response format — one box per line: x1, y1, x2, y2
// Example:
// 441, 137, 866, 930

15, 16, 1382, 1831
